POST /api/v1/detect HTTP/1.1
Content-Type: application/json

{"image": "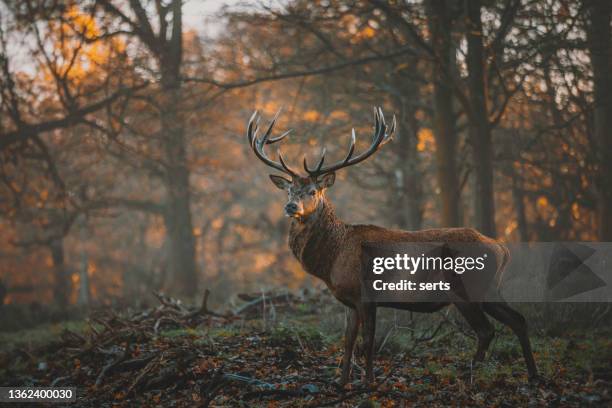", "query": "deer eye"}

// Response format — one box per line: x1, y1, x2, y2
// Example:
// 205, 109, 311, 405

308, 190, 316, 196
